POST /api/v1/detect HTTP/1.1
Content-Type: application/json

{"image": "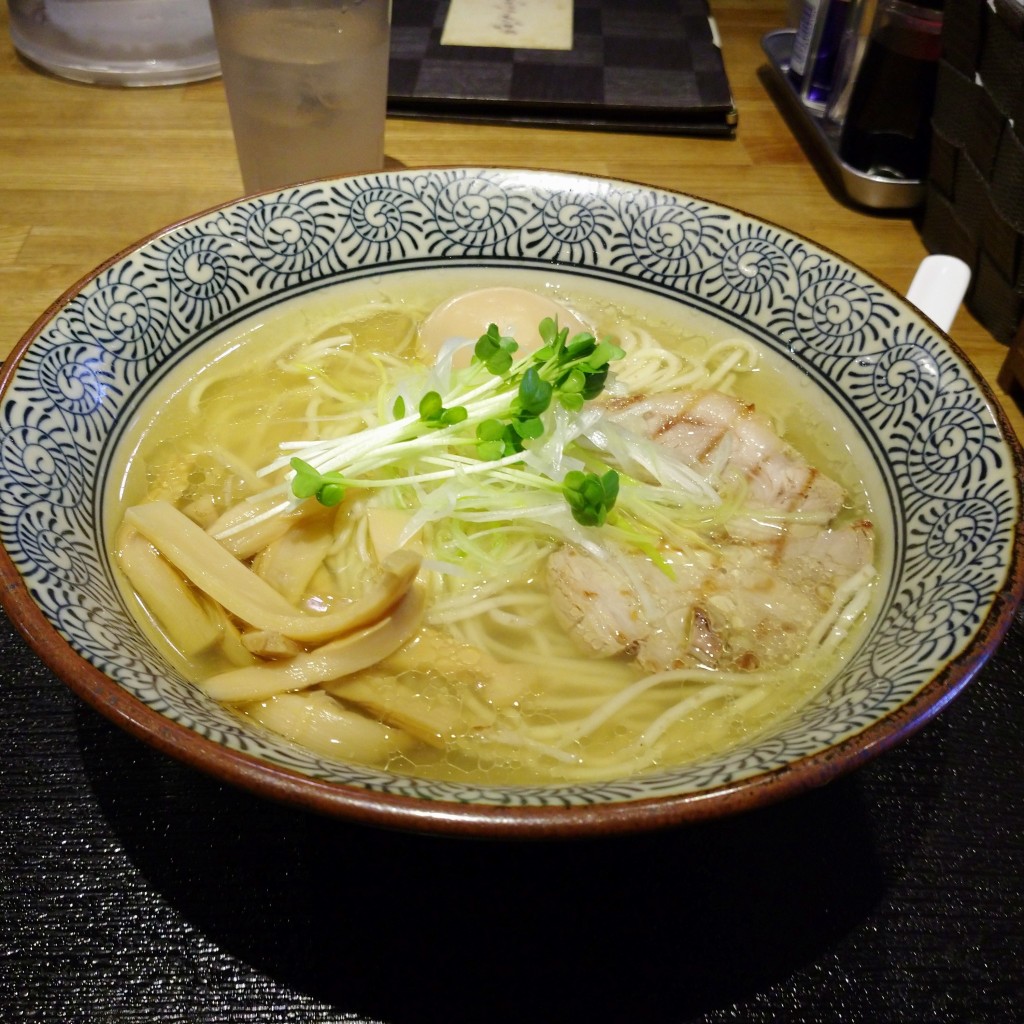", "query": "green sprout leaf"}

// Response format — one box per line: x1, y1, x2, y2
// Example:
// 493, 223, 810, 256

290, 458, 321, 500
583, 339, 626, 371
278, 314, 629, 533
563, 469, 620, 527
558, 391, 585, 412
511, 415, 544, 440
419, 390, 443, 421
515, 367, 553, 417
477, 440, 506, 460
474, 323, 518, 376
561, 367, 586, 394
290, 457, 347, 508
419, 390, 467, 428
440, 405, 468, 425
317, 482, 346, 507
477, 418, 506, 442
529, 319, 623, 407
580, 367, 610, 401
500, 423, 526, 455
537, 316, 560, 350
475, 418, 507, 460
